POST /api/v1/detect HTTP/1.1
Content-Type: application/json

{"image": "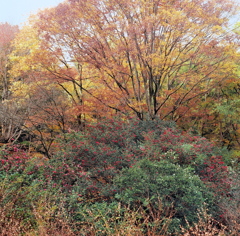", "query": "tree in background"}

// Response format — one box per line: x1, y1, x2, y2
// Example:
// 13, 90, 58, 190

9, 80, 72, 157
184, 22, 240, 152
0, 23, 21, 143
0, 23, 18, 101
9, 0, 240, 150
